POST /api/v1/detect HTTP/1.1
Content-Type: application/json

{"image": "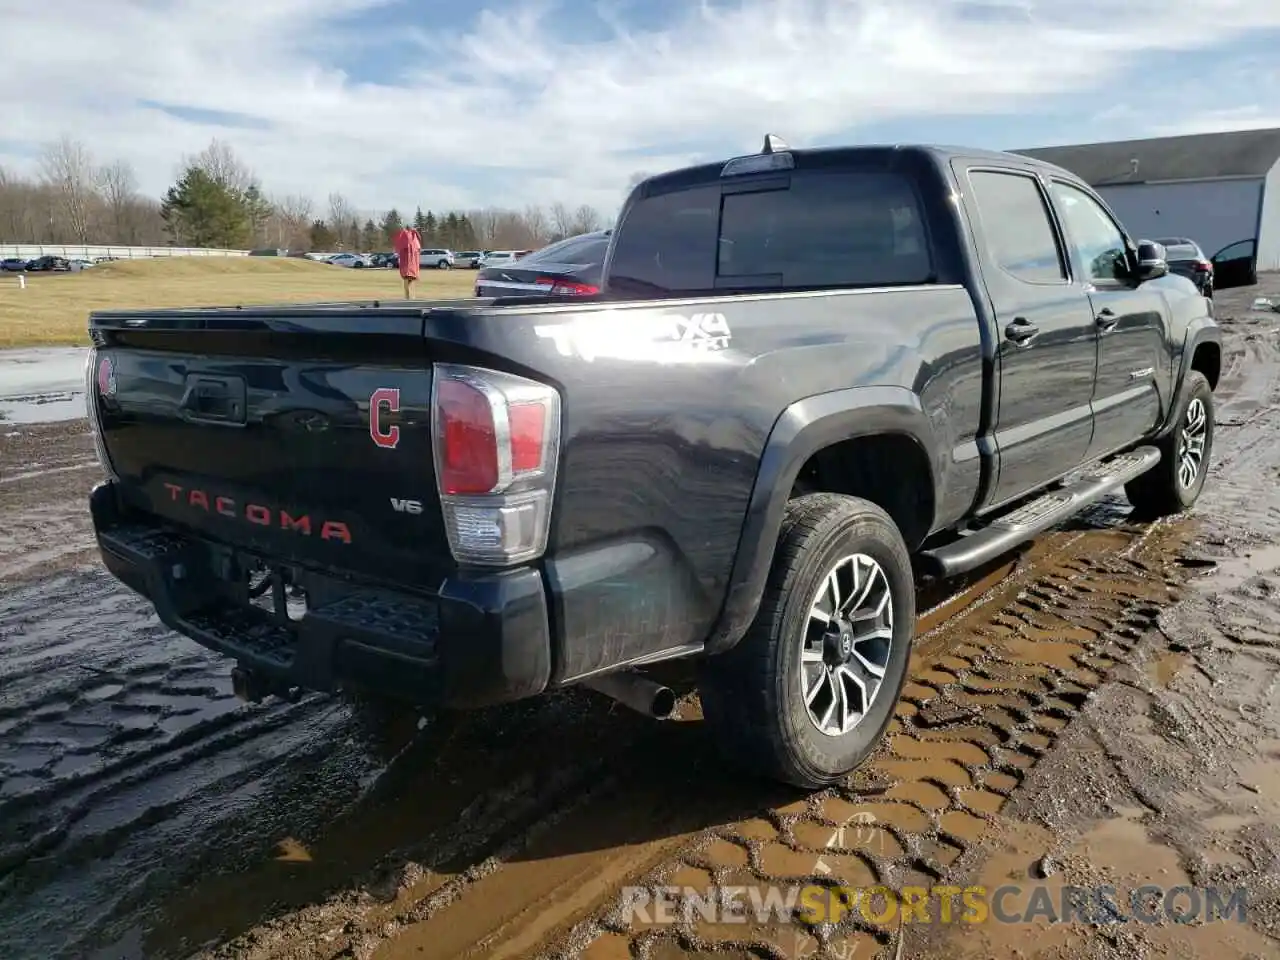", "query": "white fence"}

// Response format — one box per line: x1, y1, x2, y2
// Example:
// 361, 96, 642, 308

0, 243, 250, 260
